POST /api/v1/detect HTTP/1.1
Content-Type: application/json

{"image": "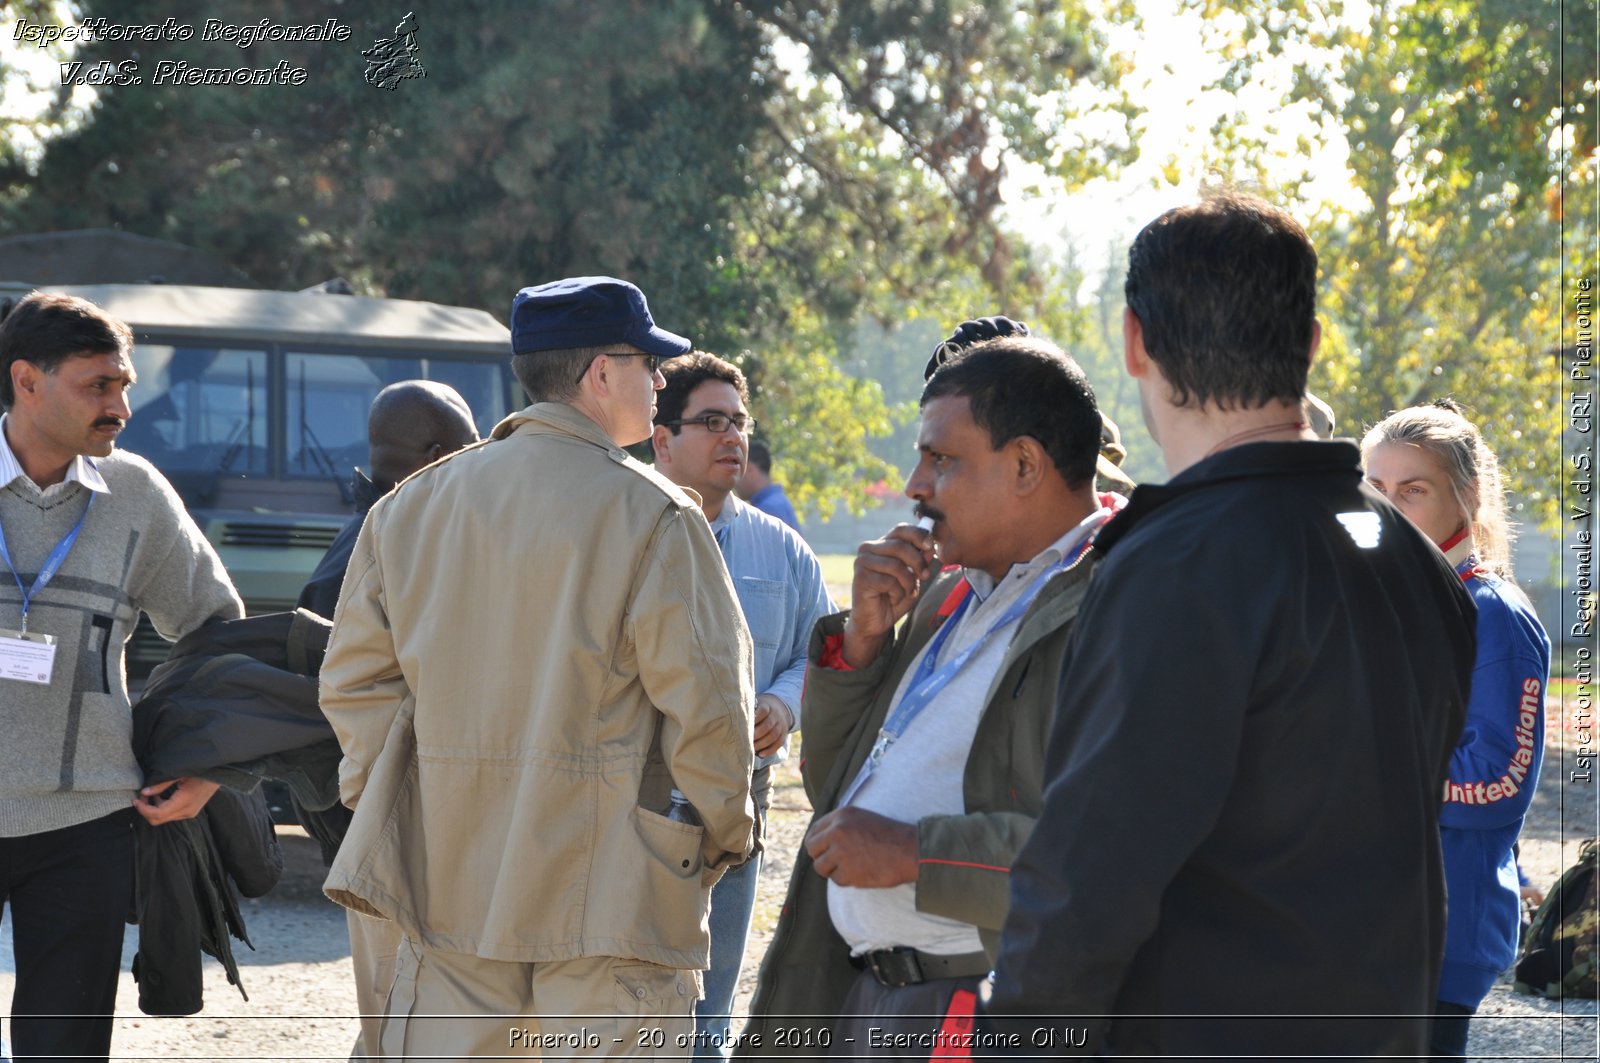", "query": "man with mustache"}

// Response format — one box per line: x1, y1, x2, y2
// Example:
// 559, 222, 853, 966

740, 332, 1127, 1055
0, 291, 243, 1062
